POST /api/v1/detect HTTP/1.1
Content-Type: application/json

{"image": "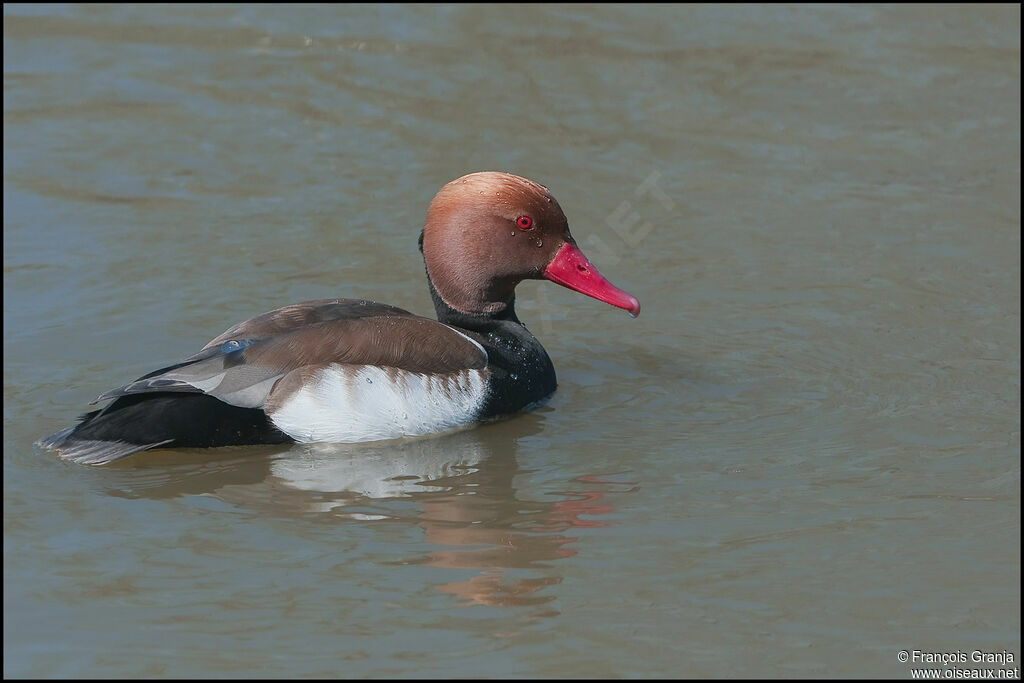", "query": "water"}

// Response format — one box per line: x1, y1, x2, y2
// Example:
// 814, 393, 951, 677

4, 4, 1020, 678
